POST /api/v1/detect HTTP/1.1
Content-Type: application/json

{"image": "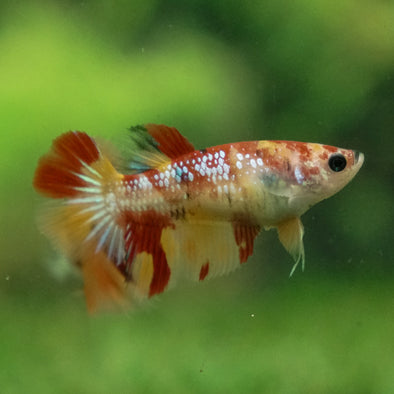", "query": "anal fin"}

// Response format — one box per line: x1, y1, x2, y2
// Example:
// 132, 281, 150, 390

160, 220, 260, 284
81, 247, 128, 313
233, 222, 260, 264
276, 217, 305, 276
